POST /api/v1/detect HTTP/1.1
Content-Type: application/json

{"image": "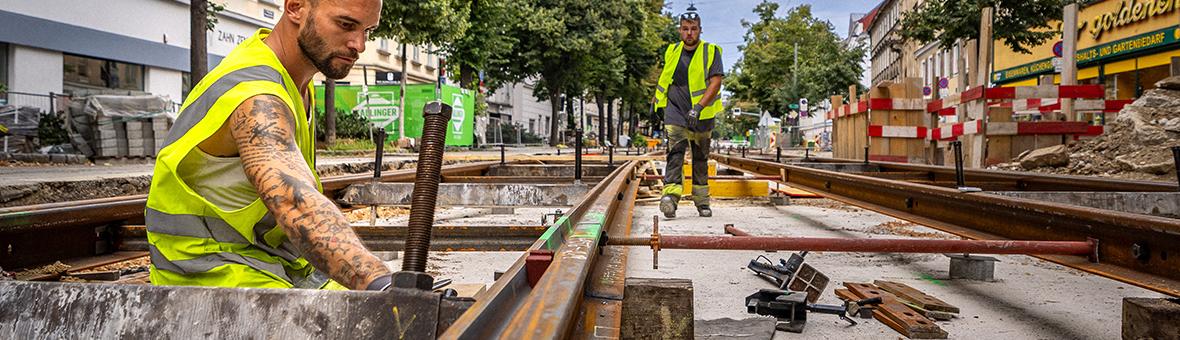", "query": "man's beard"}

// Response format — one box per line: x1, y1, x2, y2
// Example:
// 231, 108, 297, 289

297, 16, 356, 79
683, 37, 699, 47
